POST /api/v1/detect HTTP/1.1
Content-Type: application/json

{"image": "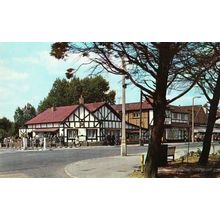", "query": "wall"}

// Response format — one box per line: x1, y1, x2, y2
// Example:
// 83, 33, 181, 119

125, 110, 149, 129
